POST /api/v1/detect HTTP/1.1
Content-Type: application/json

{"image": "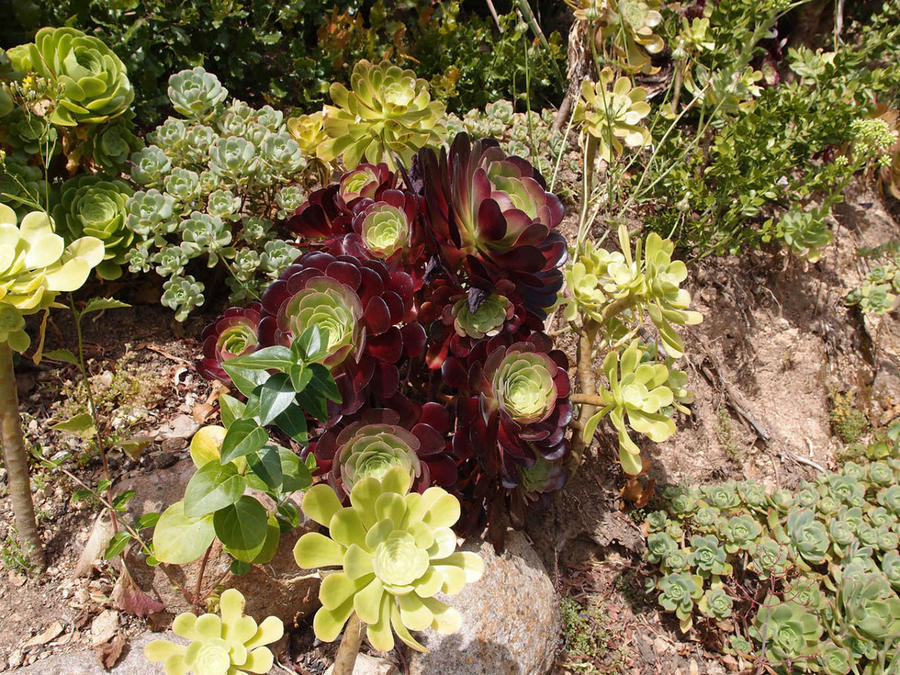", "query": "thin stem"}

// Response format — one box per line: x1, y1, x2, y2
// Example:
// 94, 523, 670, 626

69, 295, 118, 533
332, 613, 364, 675
195, 543, 213, 601
45, 456, 197, 606
0, 342, 44, 571
567, 320, 599, 475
